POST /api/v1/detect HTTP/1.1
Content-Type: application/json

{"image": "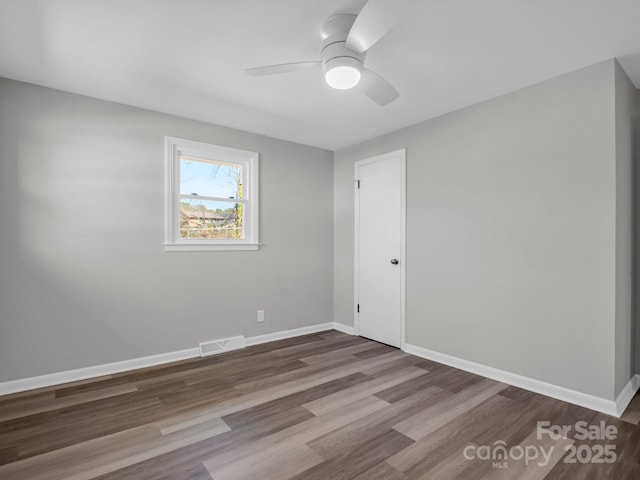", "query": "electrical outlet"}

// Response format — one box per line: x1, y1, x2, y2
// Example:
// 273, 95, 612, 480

257, 310, 265, 323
